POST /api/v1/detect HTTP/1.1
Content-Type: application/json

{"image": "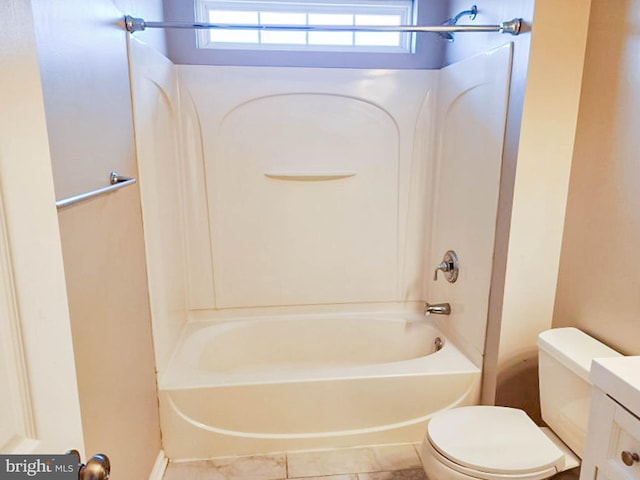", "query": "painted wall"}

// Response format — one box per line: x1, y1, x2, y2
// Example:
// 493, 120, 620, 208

162, 0, 446, 68
30, 0, 165, 477
553, 0, 640, 357
495, 0, 591, 422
